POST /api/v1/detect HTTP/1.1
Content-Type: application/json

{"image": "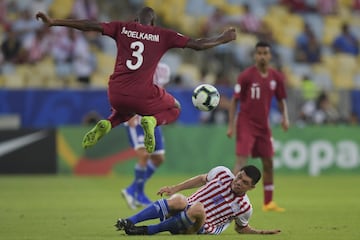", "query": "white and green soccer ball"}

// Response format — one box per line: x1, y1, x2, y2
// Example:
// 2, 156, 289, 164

192, 84, 220, 111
